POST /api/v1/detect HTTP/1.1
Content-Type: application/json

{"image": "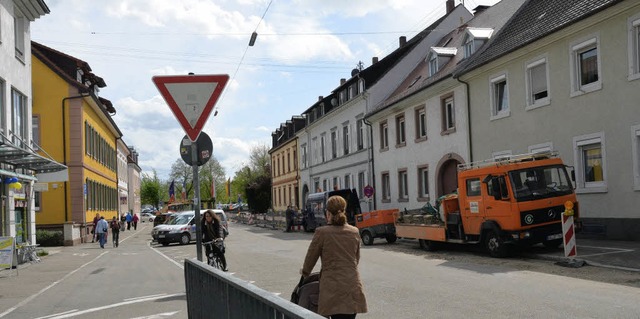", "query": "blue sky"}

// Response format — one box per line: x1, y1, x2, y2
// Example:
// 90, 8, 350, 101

32, 0, 498, 181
